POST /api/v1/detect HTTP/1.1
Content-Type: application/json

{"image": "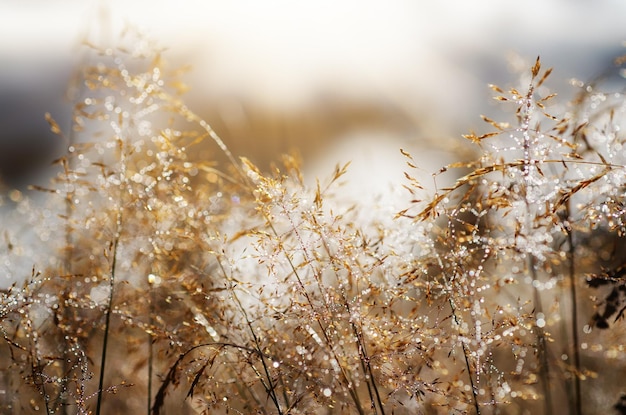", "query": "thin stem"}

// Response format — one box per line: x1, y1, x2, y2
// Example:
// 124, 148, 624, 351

311, 215, 385, 415
350, 314, 381, 414
96, 233, 120, 415
264, 219, 366, 415
528, 255, 553, 415
566, 211, 582, 415
152, 342, 275, 415
217, 259, 284, 415
147, 288, 154, 415
519, 70, 553, 415
59, 137, 76, 415
449, 297, 480, 415
33, 359, 52, 415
